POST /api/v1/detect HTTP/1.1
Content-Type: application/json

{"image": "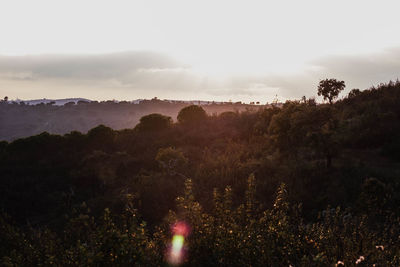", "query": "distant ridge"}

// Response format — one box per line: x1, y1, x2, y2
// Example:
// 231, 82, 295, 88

14, 98, 92, 106
1, 97, 263, 141
11, 98, 253, 106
